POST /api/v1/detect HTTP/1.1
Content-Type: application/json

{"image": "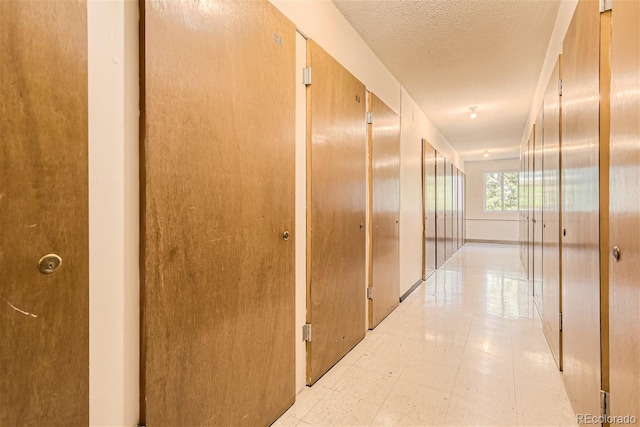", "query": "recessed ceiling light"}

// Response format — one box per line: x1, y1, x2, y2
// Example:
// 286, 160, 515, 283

484, 151, 489, 157
469, 106, 478, 119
